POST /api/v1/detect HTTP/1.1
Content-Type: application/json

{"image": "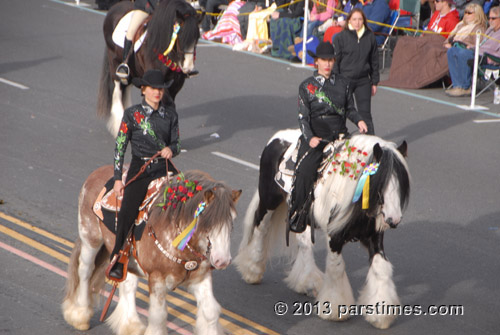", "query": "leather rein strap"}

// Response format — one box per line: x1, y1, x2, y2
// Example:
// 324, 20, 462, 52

101, 152, 175, 322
